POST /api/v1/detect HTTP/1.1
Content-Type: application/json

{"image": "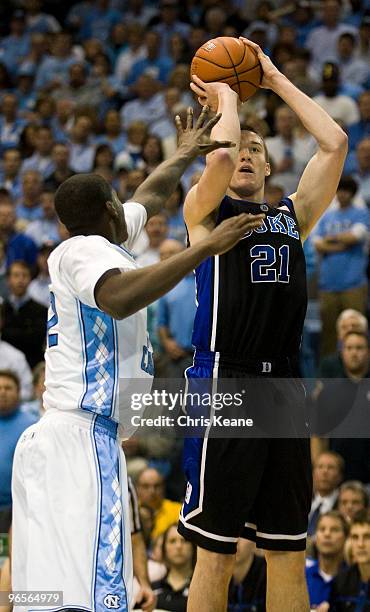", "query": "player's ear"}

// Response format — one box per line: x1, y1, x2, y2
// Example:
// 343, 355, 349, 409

105, 200, 118, 218
265, 162, 271, 177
